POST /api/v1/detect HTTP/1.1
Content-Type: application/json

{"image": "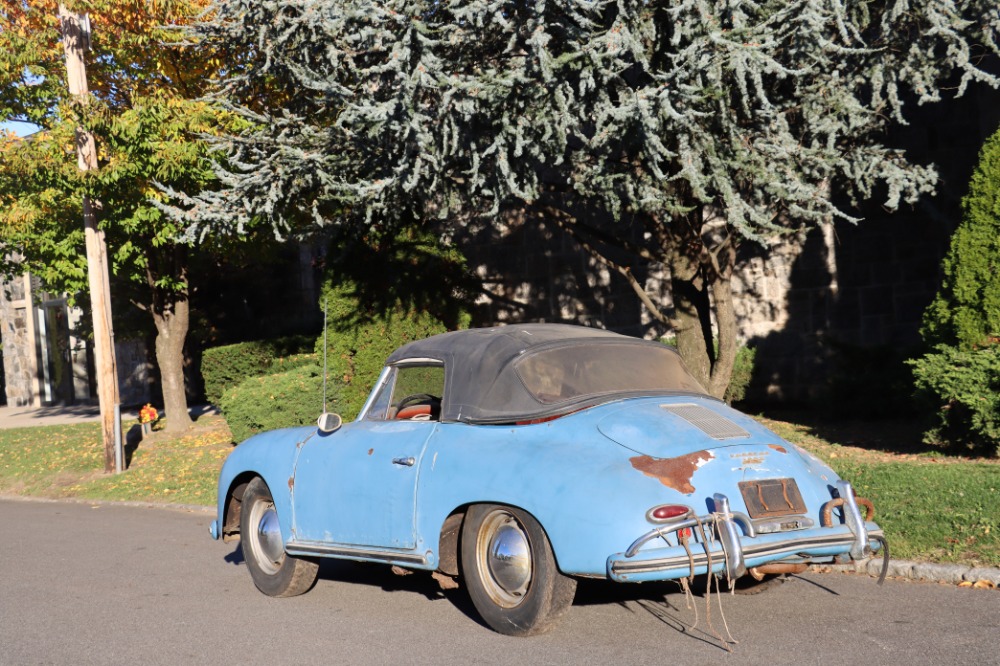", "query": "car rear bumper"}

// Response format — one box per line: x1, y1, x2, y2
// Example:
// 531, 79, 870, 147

607, 484, 883, 583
